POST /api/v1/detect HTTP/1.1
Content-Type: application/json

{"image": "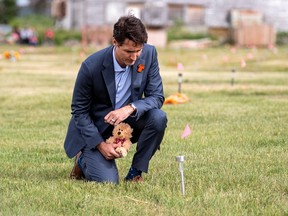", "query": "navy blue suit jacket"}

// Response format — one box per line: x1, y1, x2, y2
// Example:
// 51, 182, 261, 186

64, 44, 165, 158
